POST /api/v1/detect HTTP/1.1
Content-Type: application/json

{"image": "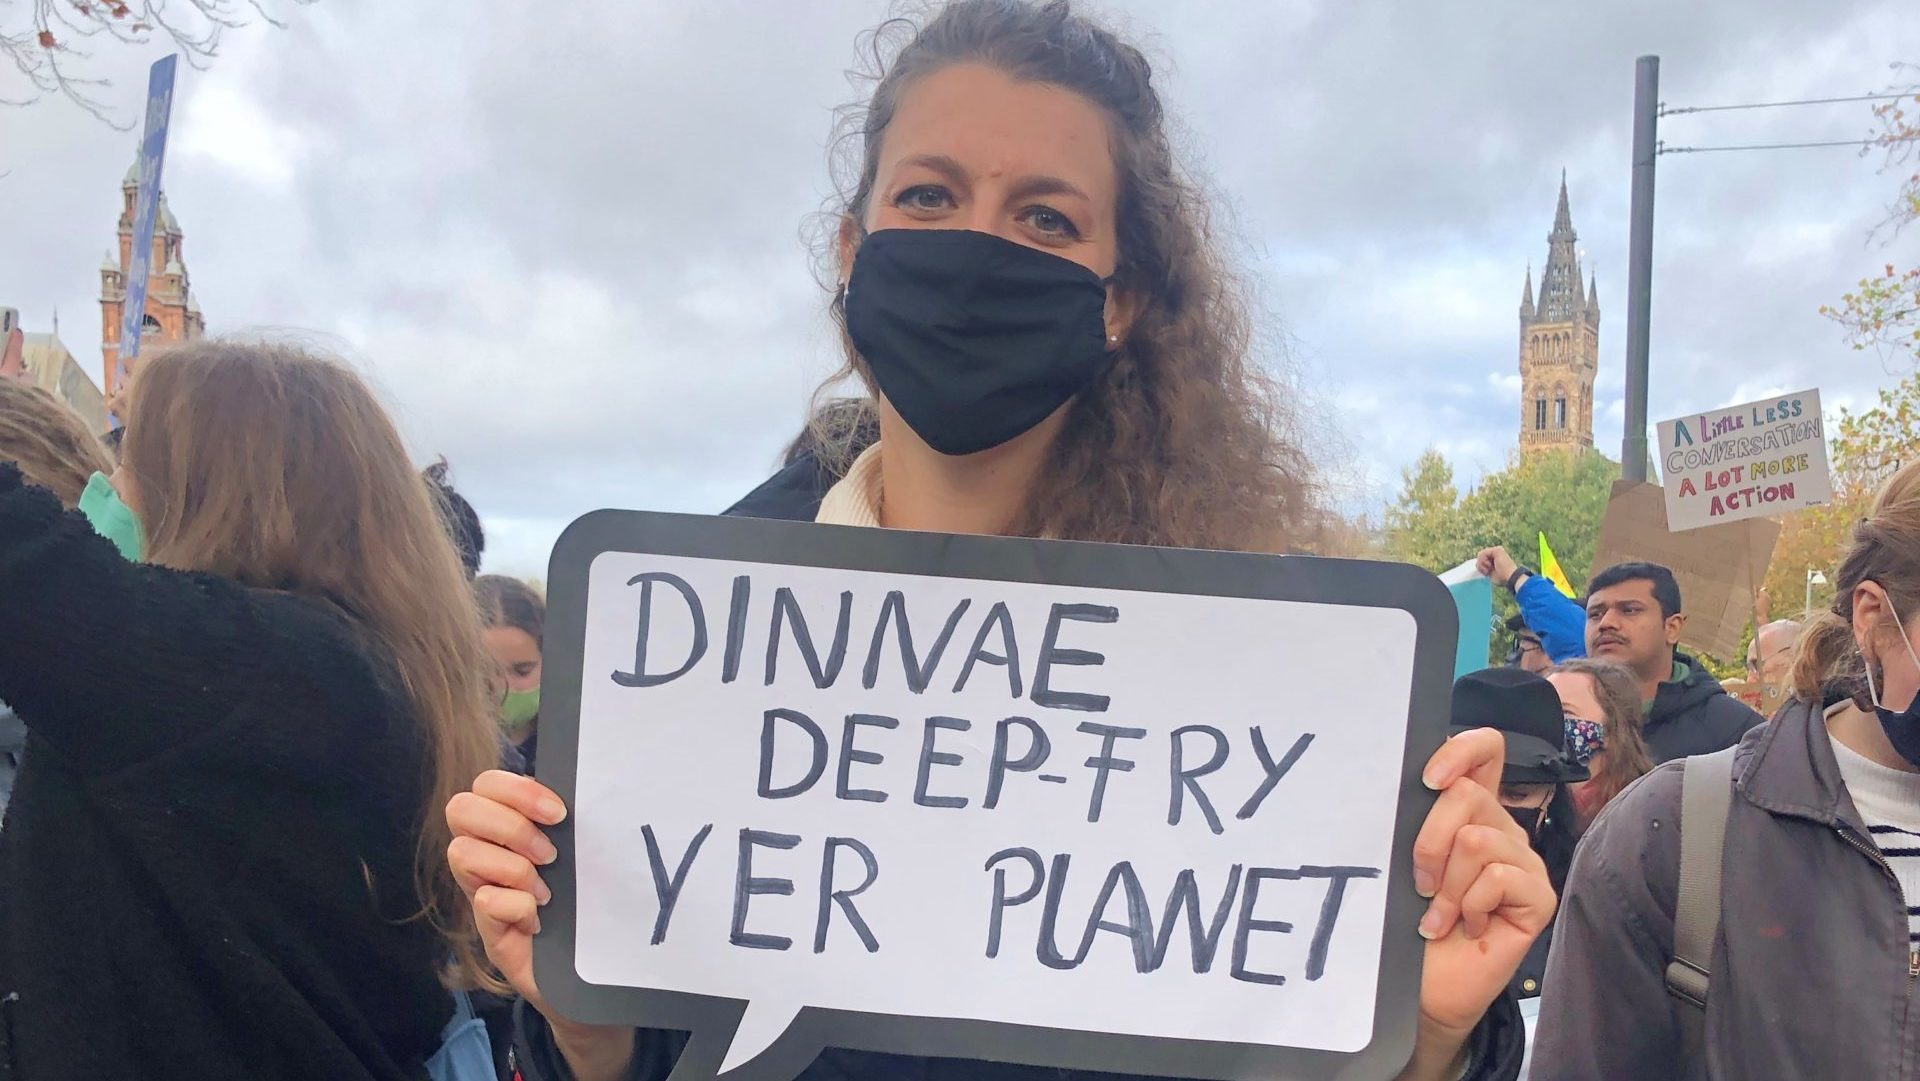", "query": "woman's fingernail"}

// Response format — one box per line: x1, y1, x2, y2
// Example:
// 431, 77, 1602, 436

536, 881, 553, 906
534, 834, 558, 865
539, 797, 567, 823
1414, 869, 1437, 898
1418, 909, 1443, 940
